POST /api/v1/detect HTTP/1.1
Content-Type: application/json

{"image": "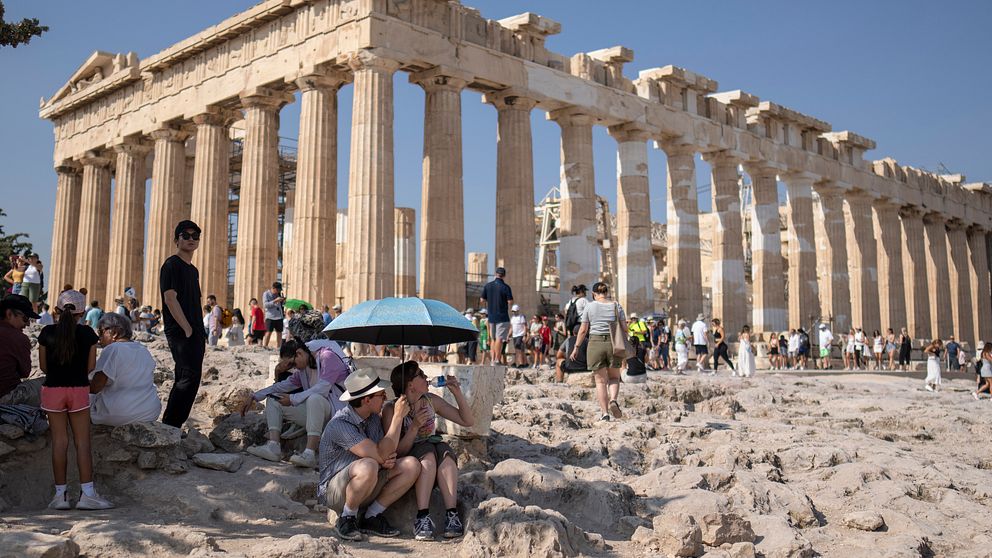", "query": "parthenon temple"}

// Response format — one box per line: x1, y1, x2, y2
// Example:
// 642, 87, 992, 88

41, 0, 992, 347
